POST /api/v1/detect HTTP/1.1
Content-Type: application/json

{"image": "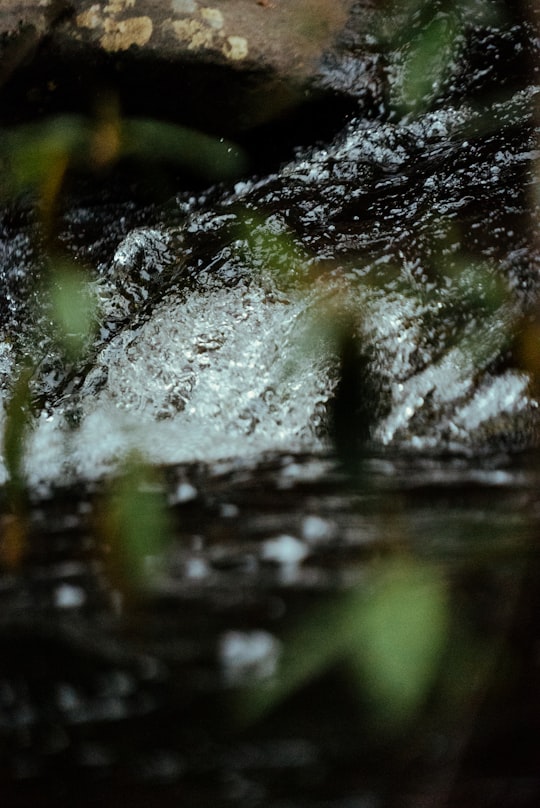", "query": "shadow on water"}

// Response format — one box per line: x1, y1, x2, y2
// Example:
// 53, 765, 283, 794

0, 450, 539, 807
